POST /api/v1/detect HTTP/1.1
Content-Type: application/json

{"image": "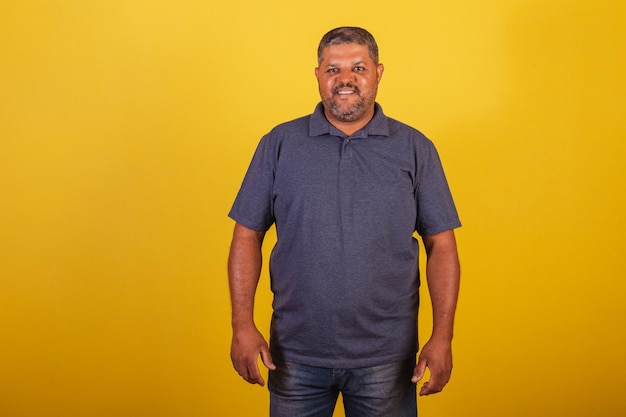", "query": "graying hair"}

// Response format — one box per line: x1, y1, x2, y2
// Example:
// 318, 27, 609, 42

317, 27, 379, 65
